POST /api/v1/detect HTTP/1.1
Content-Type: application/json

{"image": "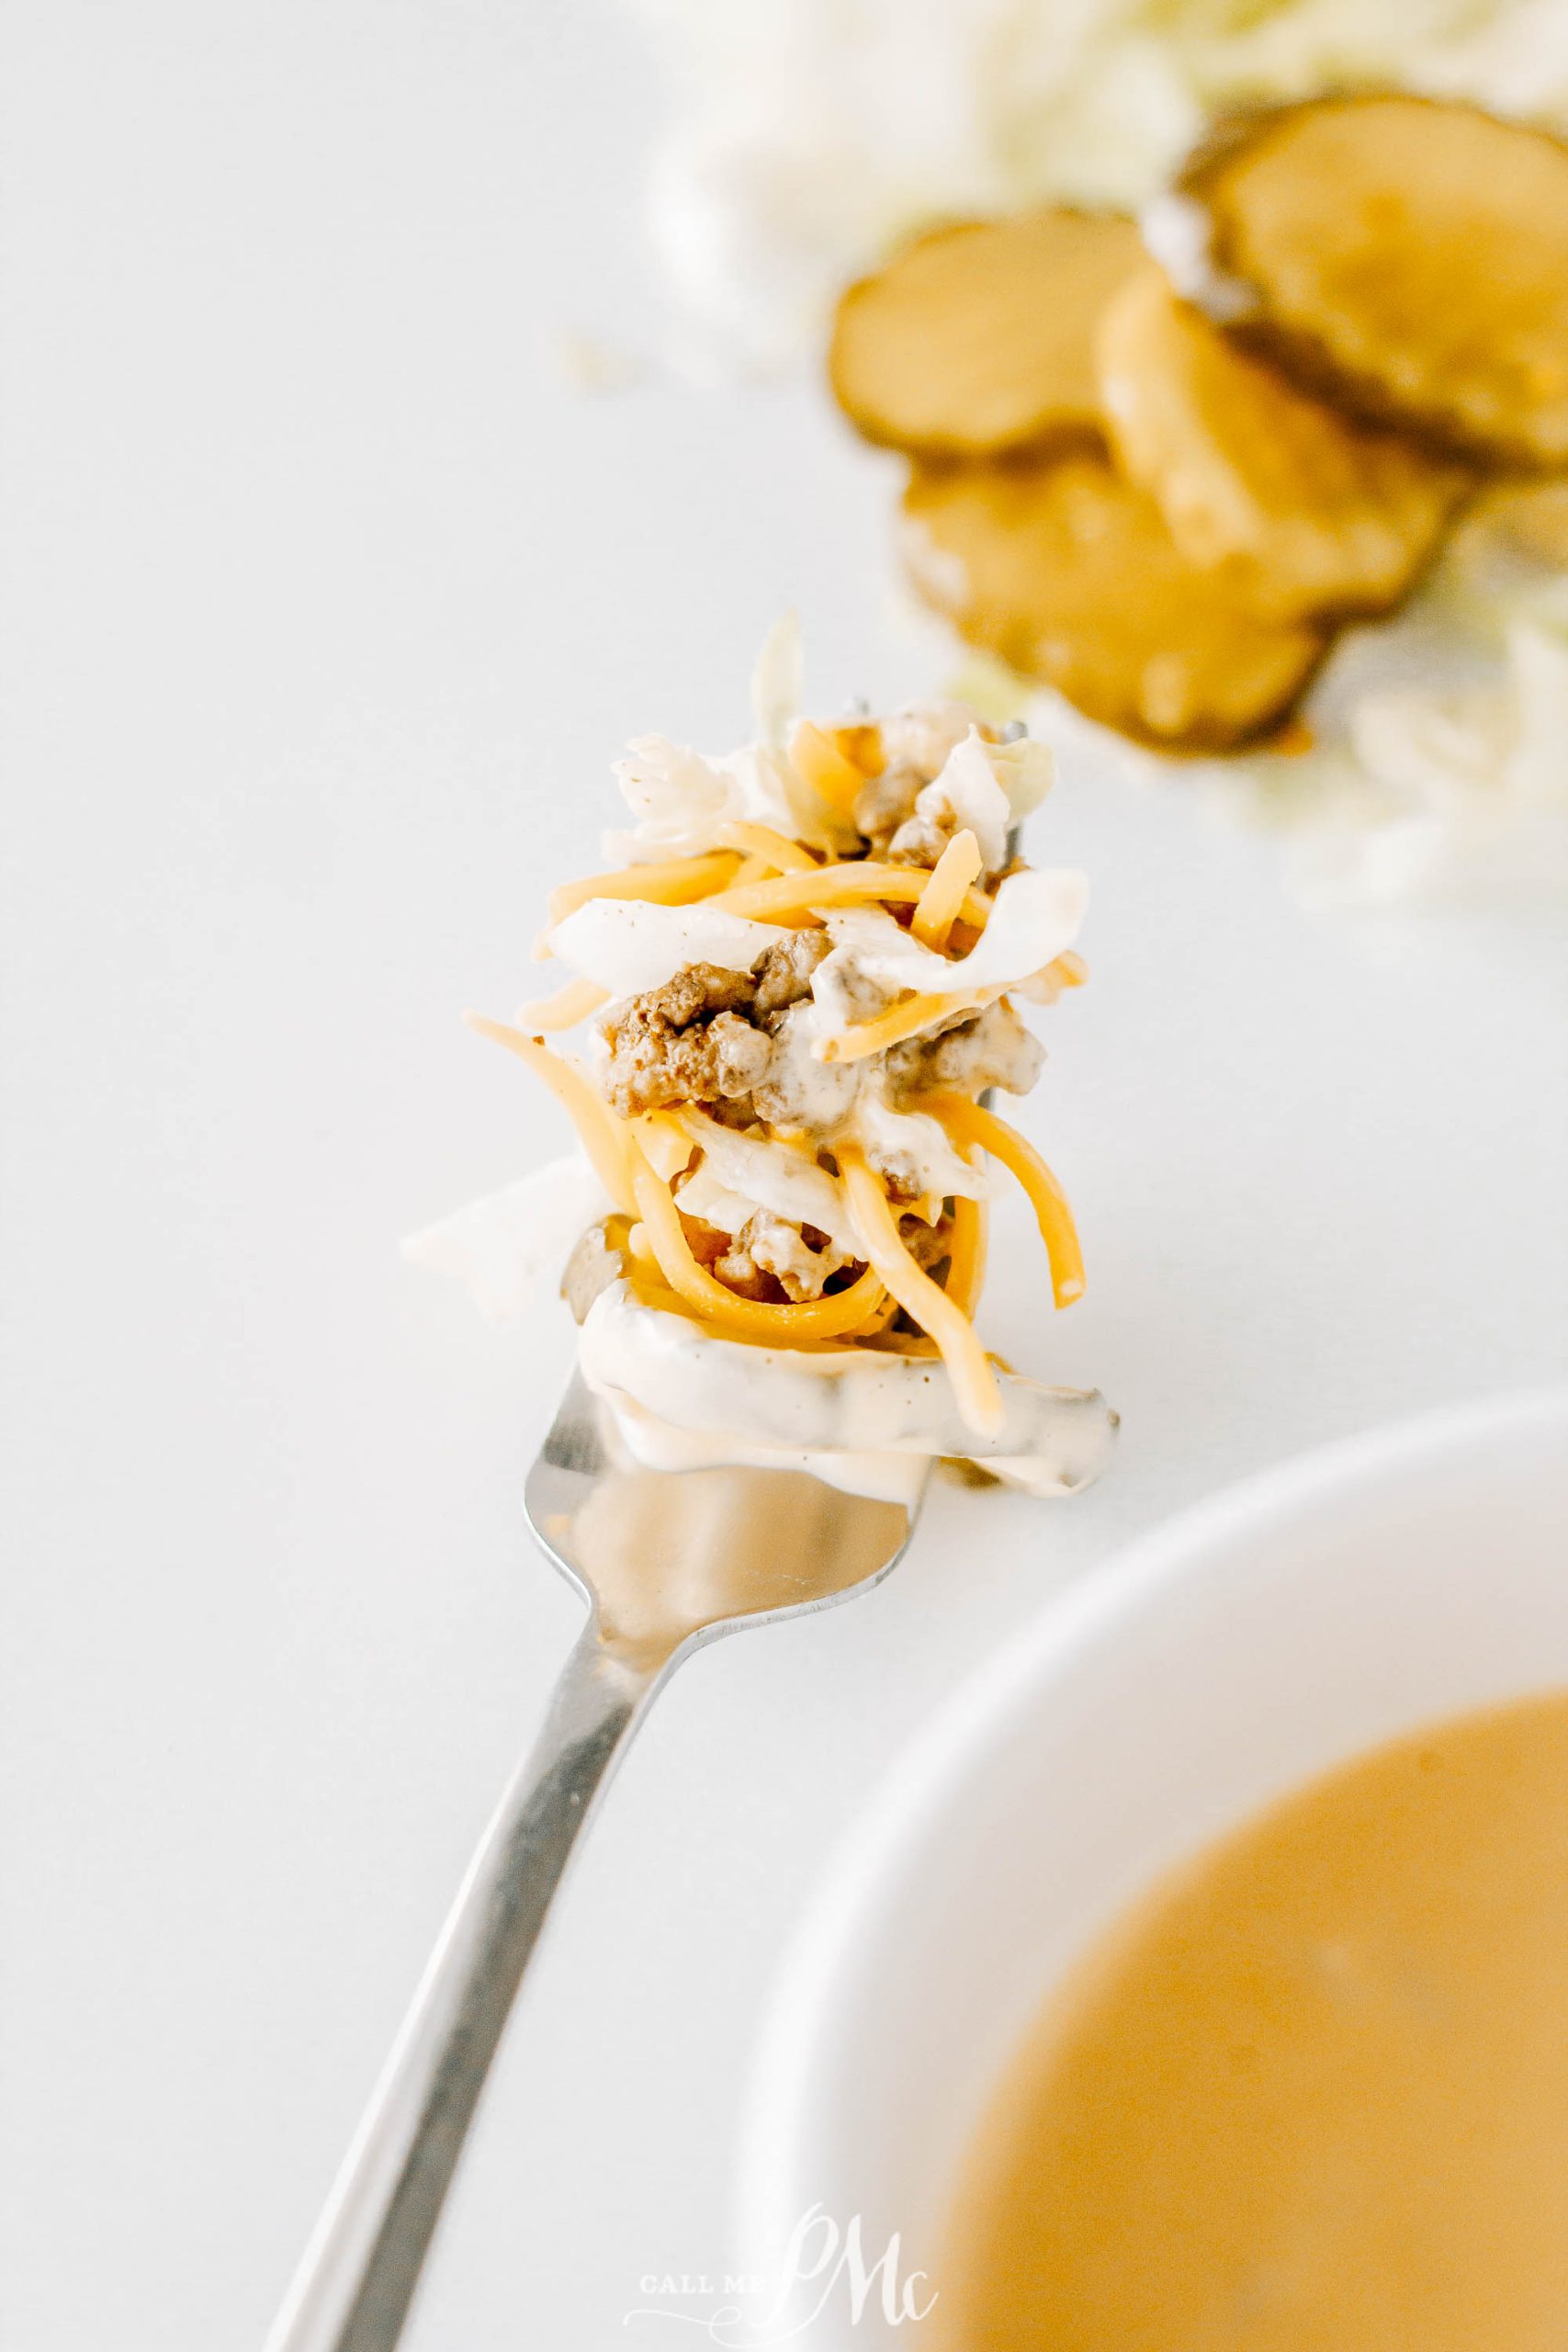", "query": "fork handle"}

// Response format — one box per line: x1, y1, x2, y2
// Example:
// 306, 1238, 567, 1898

265, 1624, 660, 2352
